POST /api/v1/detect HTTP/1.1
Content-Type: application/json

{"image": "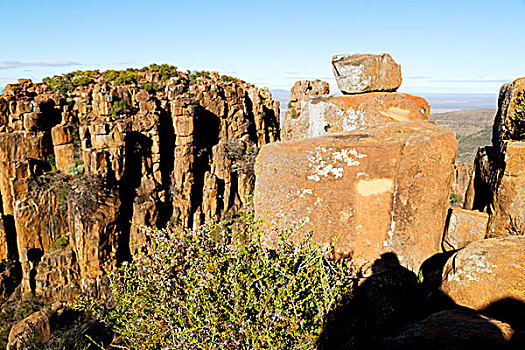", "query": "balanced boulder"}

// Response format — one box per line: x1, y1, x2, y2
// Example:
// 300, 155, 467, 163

254, 120, 457, 268
332, 54, 402, 94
